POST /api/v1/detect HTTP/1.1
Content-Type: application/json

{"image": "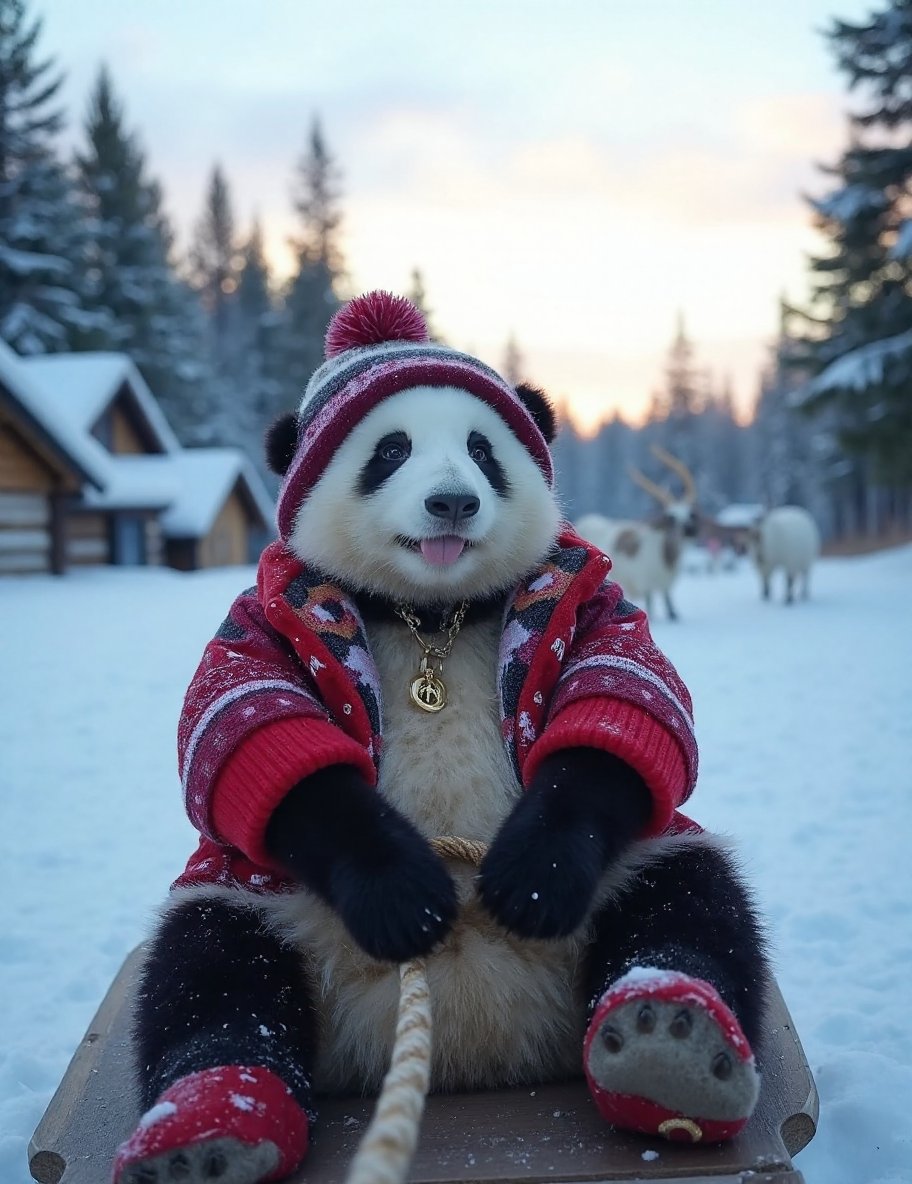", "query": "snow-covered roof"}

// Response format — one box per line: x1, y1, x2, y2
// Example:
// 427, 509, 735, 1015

715, 503, 765, 528
159, 449, 275, 538
0, 338, 101, 486
5, 347, 156, 500
21, 352, 181, 454
1, 341, 275, 529
81, 455, 180, 512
